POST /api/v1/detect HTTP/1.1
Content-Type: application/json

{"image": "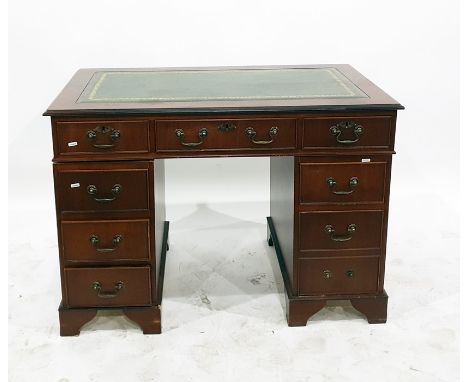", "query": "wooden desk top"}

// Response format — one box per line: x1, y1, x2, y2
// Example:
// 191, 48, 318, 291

44, 65, 403, 116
